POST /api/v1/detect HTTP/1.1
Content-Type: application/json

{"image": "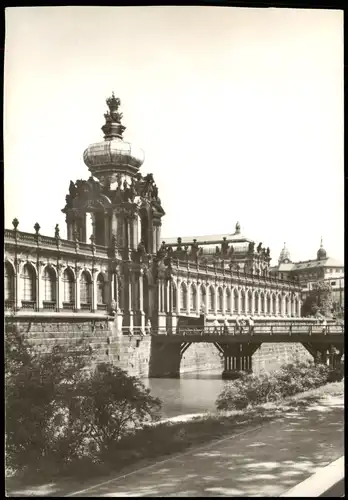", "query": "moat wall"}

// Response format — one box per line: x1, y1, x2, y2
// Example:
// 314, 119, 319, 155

9, 318, 311, 378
